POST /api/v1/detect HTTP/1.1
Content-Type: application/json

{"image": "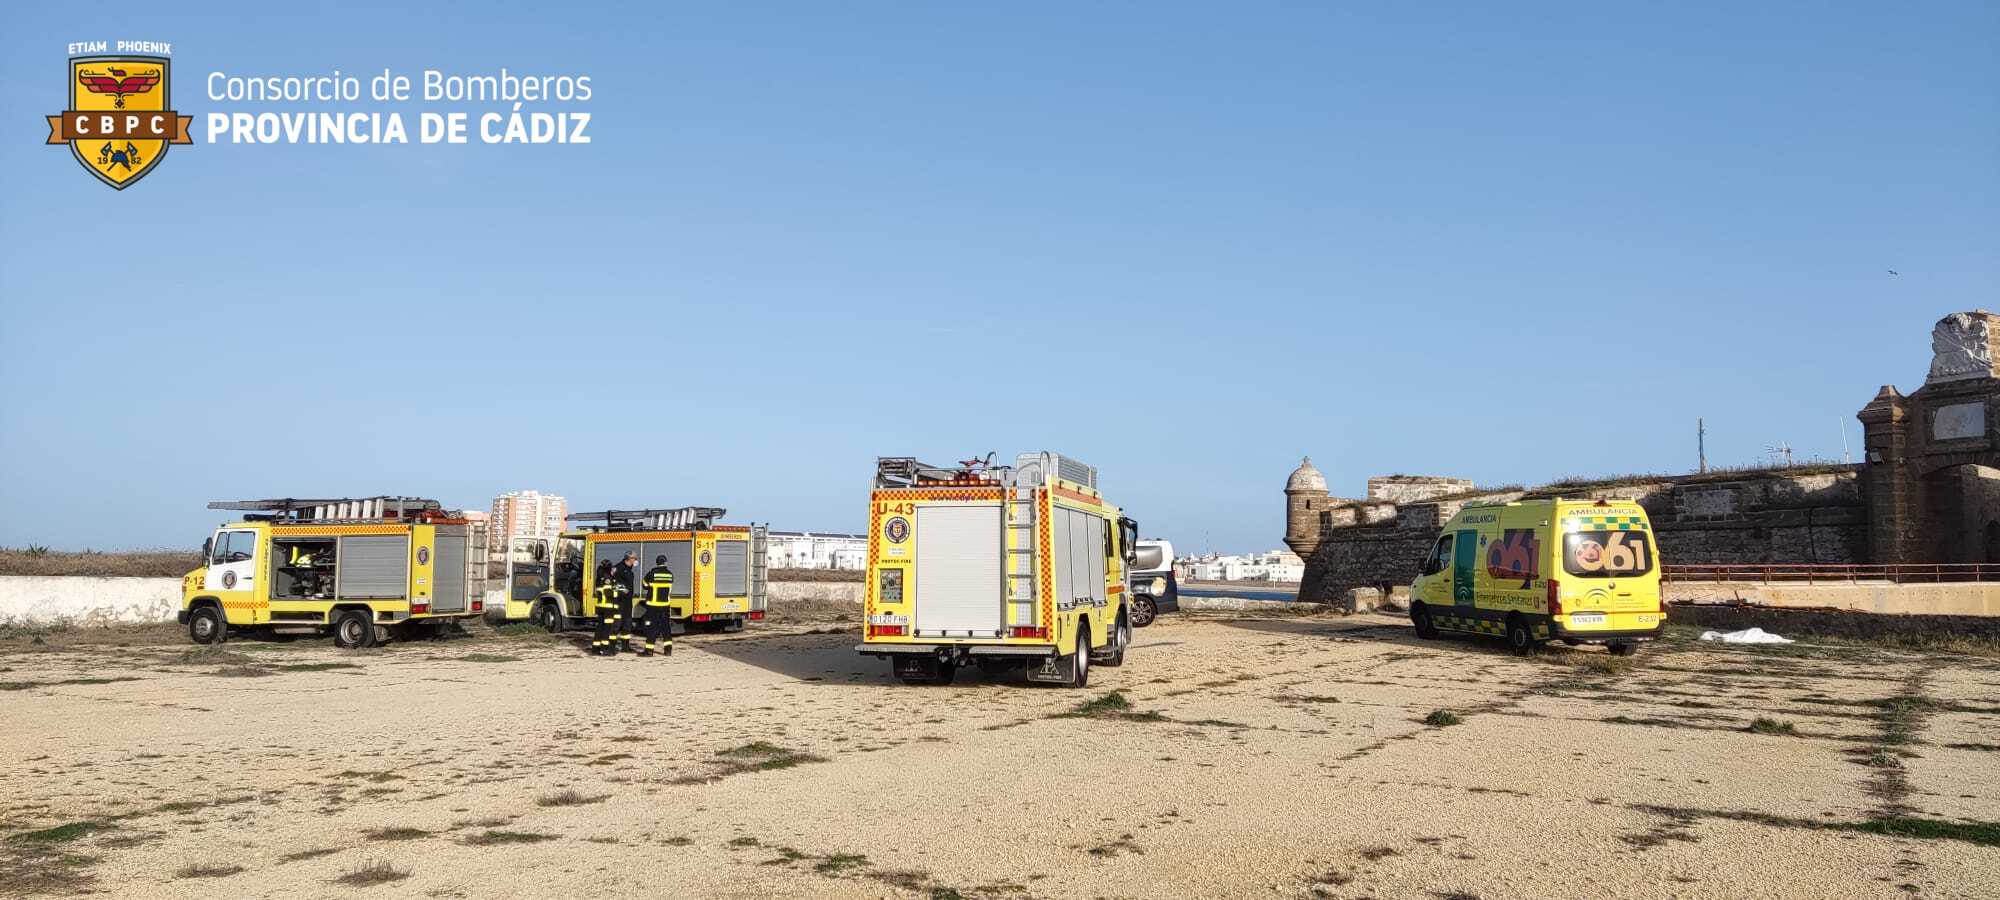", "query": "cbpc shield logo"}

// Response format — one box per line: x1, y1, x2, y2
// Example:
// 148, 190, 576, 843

44, 44, 193, 190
